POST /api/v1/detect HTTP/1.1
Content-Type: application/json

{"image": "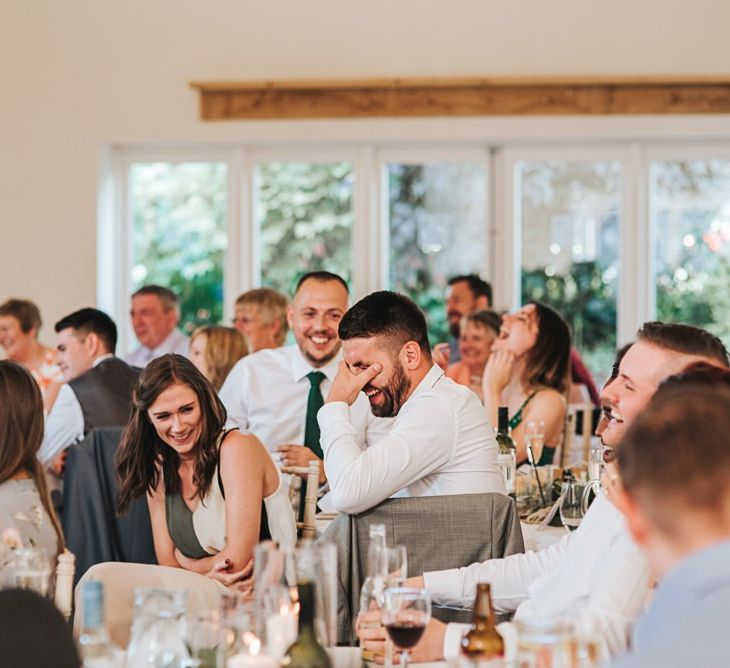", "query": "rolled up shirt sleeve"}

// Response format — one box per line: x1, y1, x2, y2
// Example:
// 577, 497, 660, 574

318, 395, 455, 515
423, 531, 572, 612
